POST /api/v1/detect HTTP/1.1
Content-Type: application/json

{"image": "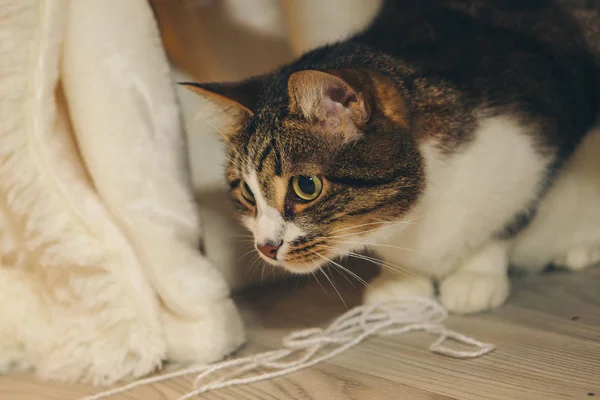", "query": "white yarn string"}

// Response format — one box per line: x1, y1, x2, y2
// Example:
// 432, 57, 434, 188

82, 297, 495, 400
